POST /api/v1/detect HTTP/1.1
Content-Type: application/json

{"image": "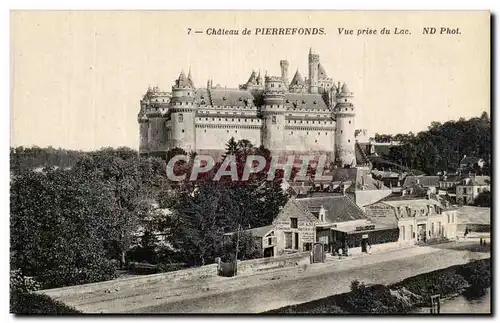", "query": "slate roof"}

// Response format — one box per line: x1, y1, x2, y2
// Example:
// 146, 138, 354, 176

209, 88, 255, 107
318, 63, 328, 78
284, 93, 329, 110
403, 176, 440, 188
223, 225, 274, 238
289, 70, 306, 87
296, 196, 366, 223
